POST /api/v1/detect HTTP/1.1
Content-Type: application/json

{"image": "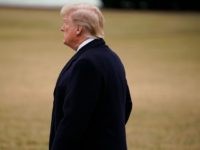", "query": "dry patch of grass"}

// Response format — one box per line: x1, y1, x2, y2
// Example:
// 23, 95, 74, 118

0, 8, 200, 150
